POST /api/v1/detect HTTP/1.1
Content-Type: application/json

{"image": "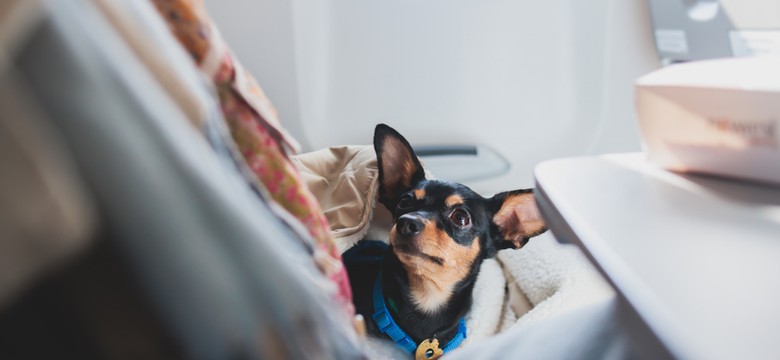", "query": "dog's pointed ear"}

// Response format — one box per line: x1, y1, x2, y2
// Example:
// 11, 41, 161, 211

374, 124, 426, 211
490, 189, 547, 250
